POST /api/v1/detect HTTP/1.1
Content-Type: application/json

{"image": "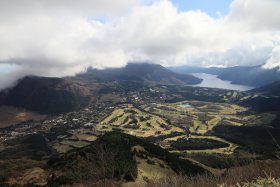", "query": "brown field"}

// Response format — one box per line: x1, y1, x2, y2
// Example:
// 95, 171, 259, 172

0, 106, 46, 128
